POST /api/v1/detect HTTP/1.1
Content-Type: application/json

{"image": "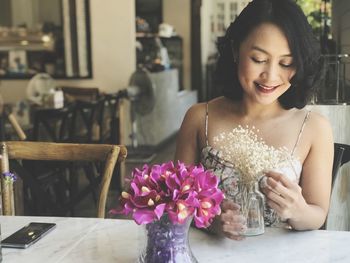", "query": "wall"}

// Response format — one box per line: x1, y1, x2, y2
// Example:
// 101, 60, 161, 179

136, 69, 197, 147
163, 0, 191, 90
332, 0, 350, 100
0, 0, 136, 103
332, 0, 350, 54
0, 0, 12, 26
